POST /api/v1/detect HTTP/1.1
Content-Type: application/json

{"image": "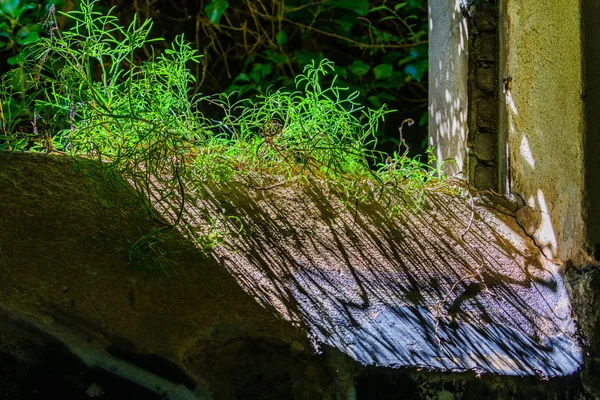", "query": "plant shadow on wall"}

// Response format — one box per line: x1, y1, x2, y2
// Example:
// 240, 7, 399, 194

176, 178, 581, 378
0, 0, 581, 377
